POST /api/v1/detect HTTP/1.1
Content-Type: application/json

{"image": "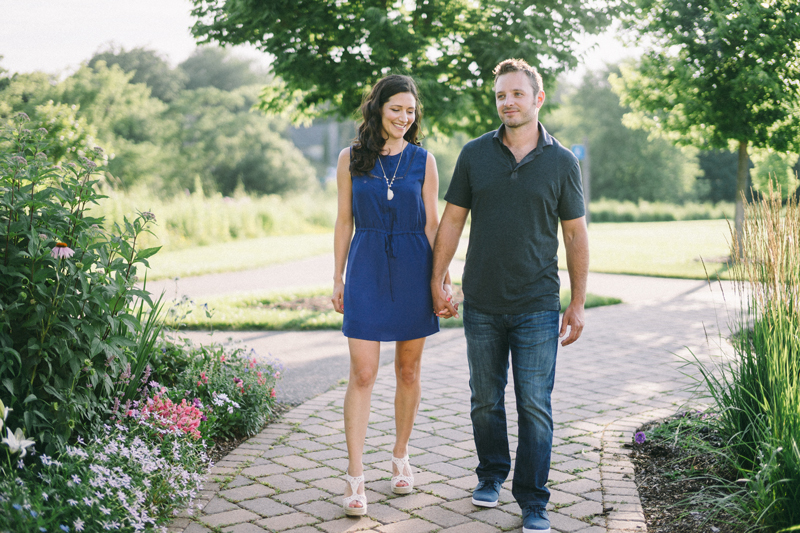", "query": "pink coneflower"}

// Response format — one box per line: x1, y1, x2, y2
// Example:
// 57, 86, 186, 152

50, 242, 75, 259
